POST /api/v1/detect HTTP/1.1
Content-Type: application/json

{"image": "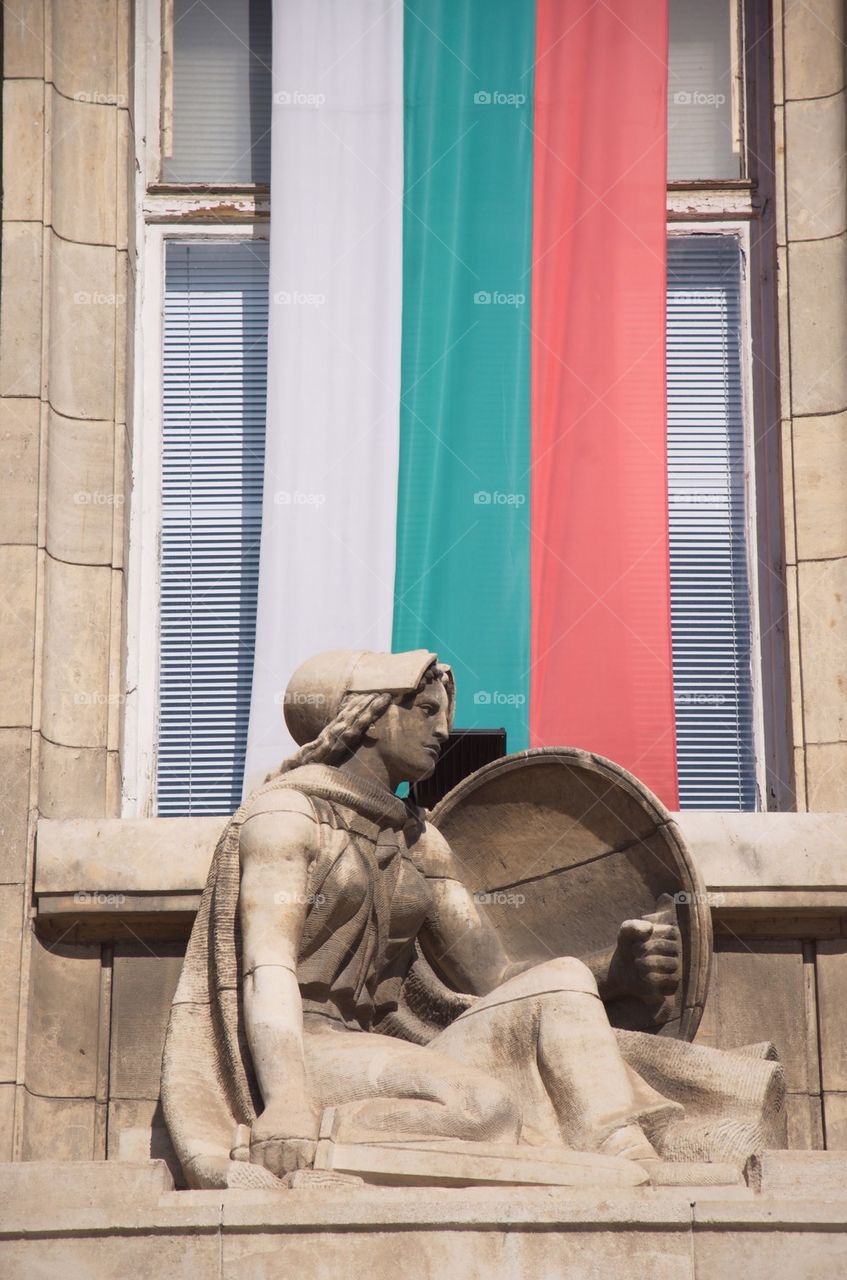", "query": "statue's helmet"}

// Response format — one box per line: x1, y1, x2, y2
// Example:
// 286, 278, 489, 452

283, 649, 454, 746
